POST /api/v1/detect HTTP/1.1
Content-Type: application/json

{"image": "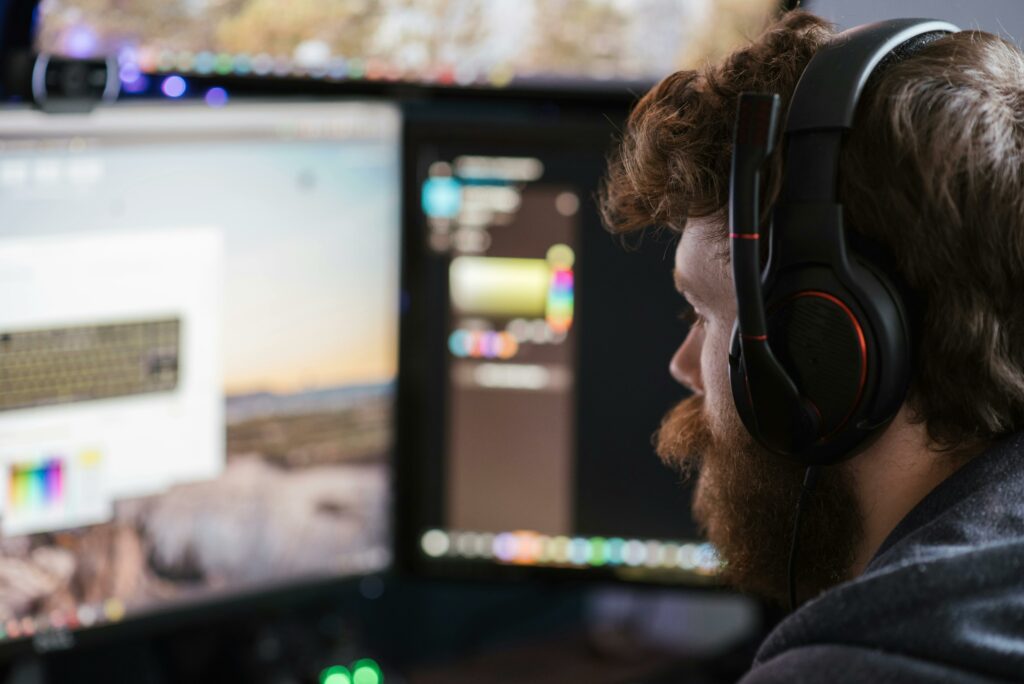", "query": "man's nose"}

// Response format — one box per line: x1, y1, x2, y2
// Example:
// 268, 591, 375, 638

669, 325, 705, 394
